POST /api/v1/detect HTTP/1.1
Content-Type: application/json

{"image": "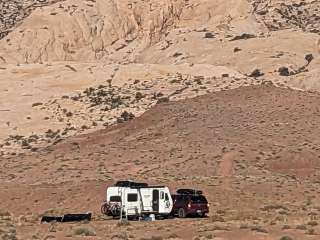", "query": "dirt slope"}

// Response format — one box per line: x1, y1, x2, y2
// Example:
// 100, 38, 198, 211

2, 85, 320, 239
3, 84, 320, 184
0, 63, 254, 156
